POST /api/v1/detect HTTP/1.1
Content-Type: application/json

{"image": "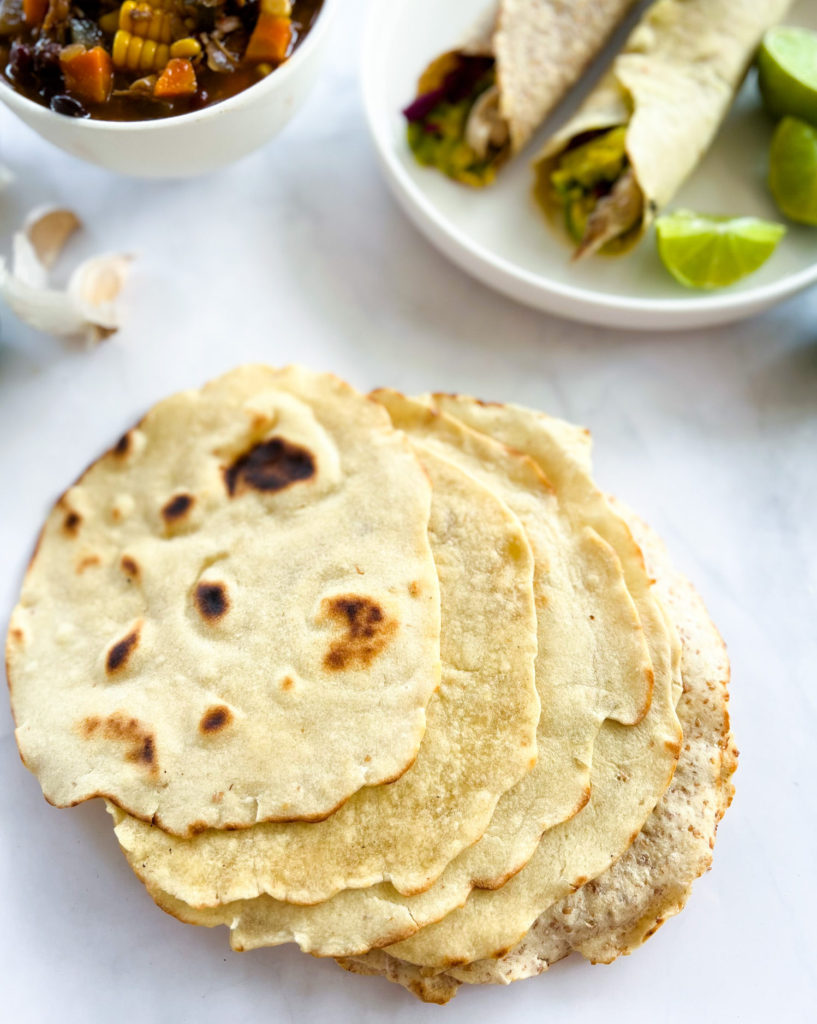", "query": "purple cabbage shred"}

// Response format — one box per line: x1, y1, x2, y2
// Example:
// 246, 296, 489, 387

402, 56, 494, 123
